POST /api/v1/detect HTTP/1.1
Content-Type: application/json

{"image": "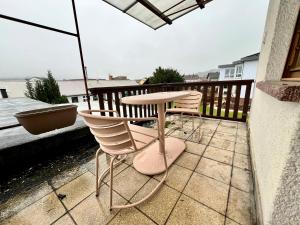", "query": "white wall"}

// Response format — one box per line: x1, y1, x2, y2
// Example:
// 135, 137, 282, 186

249, 0, 300, 224
243, 60, 258, 80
